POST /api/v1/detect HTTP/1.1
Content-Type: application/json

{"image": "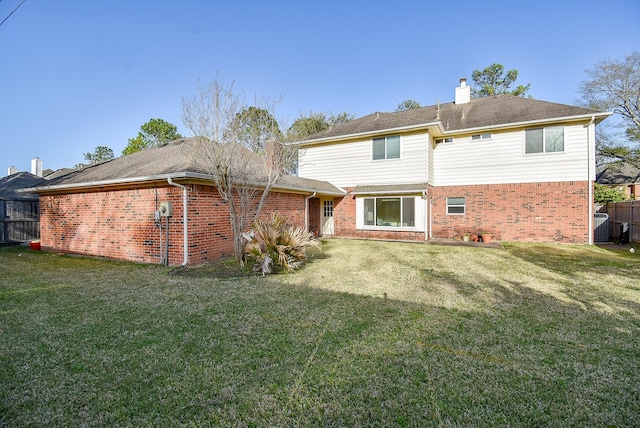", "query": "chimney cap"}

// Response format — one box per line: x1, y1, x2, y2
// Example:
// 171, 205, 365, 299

459, 78, 467, 86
